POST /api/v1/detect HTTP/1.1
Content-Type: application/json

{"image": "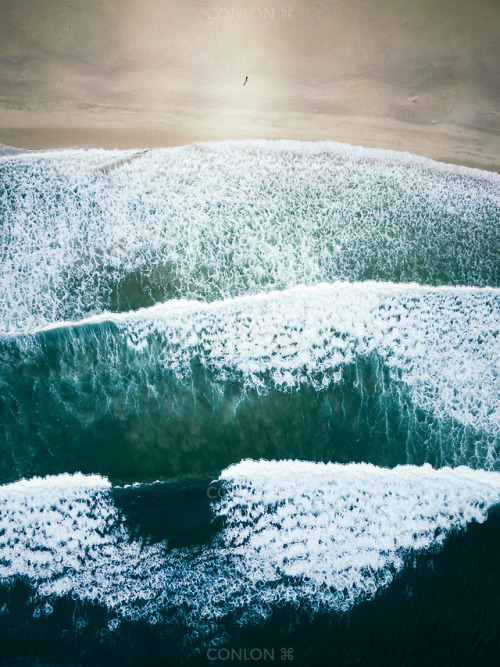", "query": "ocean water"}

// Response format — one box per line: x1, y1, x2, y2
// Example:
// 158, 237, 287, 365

0, 140, 499, 665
